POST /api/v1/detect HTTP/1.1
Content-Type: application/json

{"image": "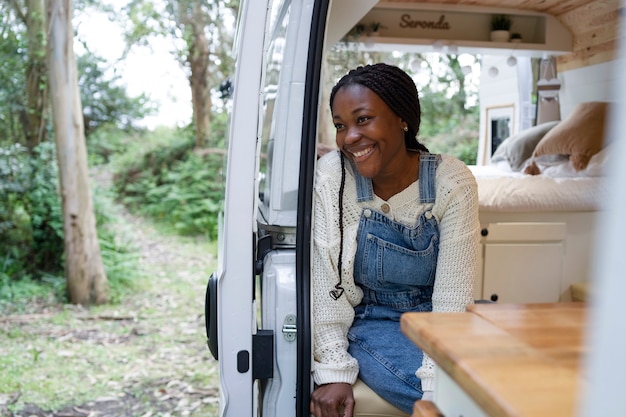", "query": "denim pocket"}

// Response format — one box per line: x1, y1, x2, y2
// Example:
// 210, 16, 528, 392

361, 232, 438, 286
